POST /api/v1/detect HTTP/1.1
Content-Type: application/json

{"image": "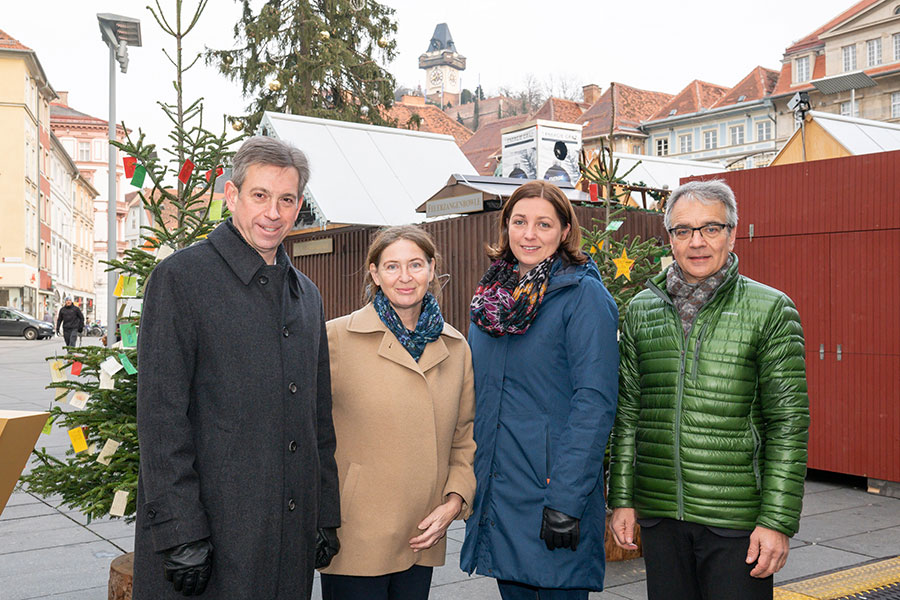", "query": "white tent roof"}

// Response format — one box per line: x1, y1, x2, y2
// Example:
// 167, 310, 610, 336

259, 112, 475, 226
605, 152, 725, 190
809, 110, 900, 155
